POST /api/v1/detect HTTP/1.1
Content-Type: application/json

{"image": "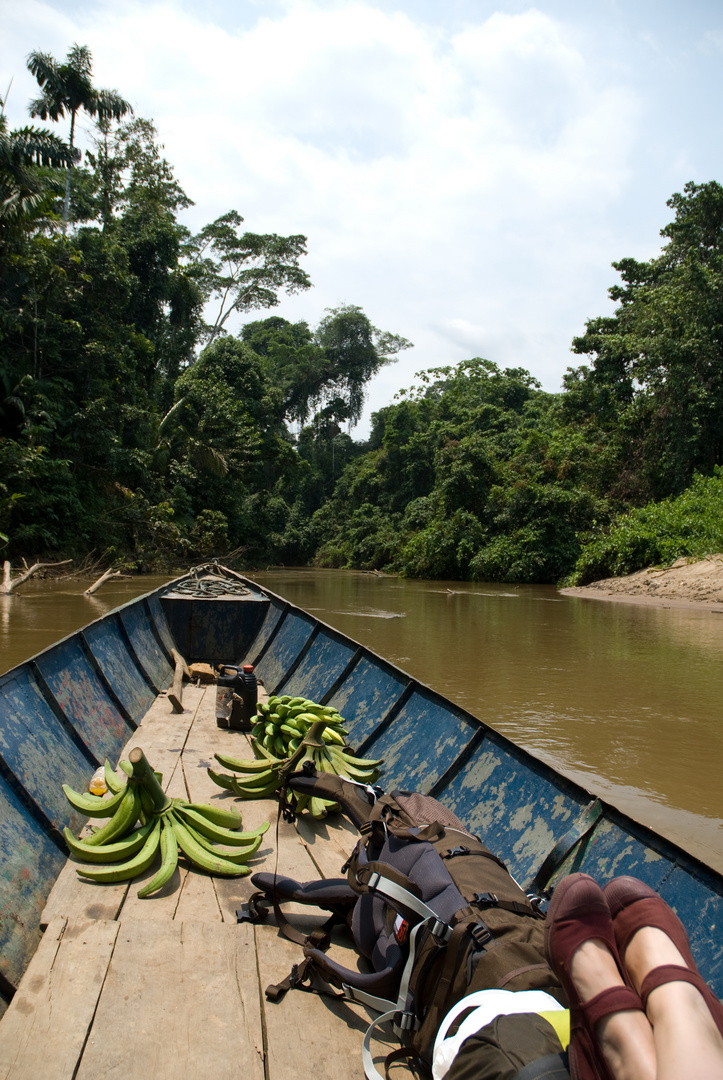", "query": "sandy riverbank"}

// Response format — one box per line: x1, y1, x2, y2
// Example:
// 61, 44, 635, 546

559, 554, 723, 611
